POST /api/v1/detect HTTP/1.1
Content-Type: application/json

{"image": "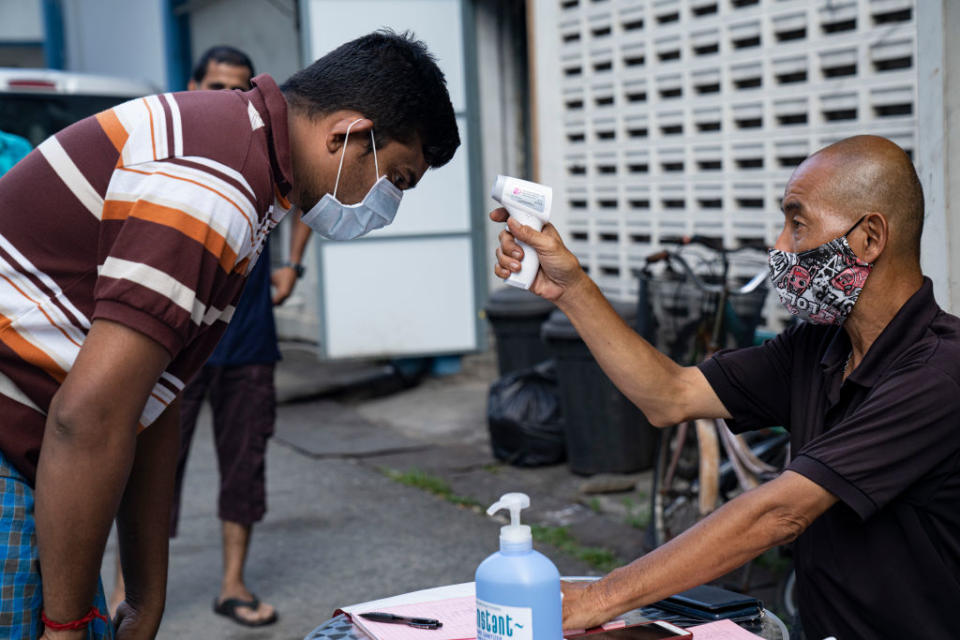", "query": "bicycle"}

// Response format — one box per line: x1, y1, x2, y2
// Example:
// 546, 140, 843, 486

635, 237, 793, 587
